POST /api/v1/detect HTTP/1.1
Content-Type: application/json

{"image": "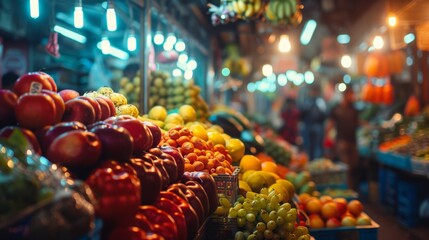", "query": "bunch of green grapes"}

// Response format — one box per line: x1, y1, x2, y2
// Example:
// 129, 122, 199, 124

230, 188, 311, 240
213, 193, 232, 217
